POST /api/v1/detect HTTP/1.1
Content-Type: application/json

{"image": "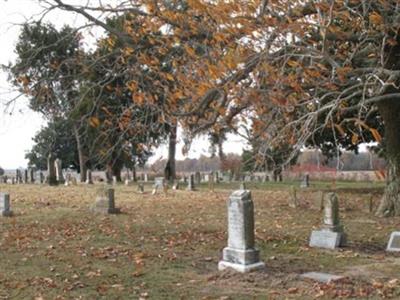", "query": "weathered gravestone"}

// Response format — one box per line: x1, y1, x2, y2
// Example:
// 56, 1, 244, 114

86, 170, 94, 184
239, 182, 247, 190
172, 181, 180, 190
54, 159, 65, 184
39, 171, 44, 184
0, 193, 13, 217
309, 193, 346, 249
300, 174, 310, 188
288, 186, 299, 208
24, 169, 28, 184
29, 168, 35, 184
47, 154, 57, 186
301, 272, 344, 283
187, 174, 195, 191
65, 173, 72, 186
144, 173, 148, 182
386, 232, 400, 252
208, 173, 215, 191
91, 188, 120, 214
218, 190, 265, 273
152, 177, 165, 195
195, 172, 201, 185
137, 183, 144, 194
